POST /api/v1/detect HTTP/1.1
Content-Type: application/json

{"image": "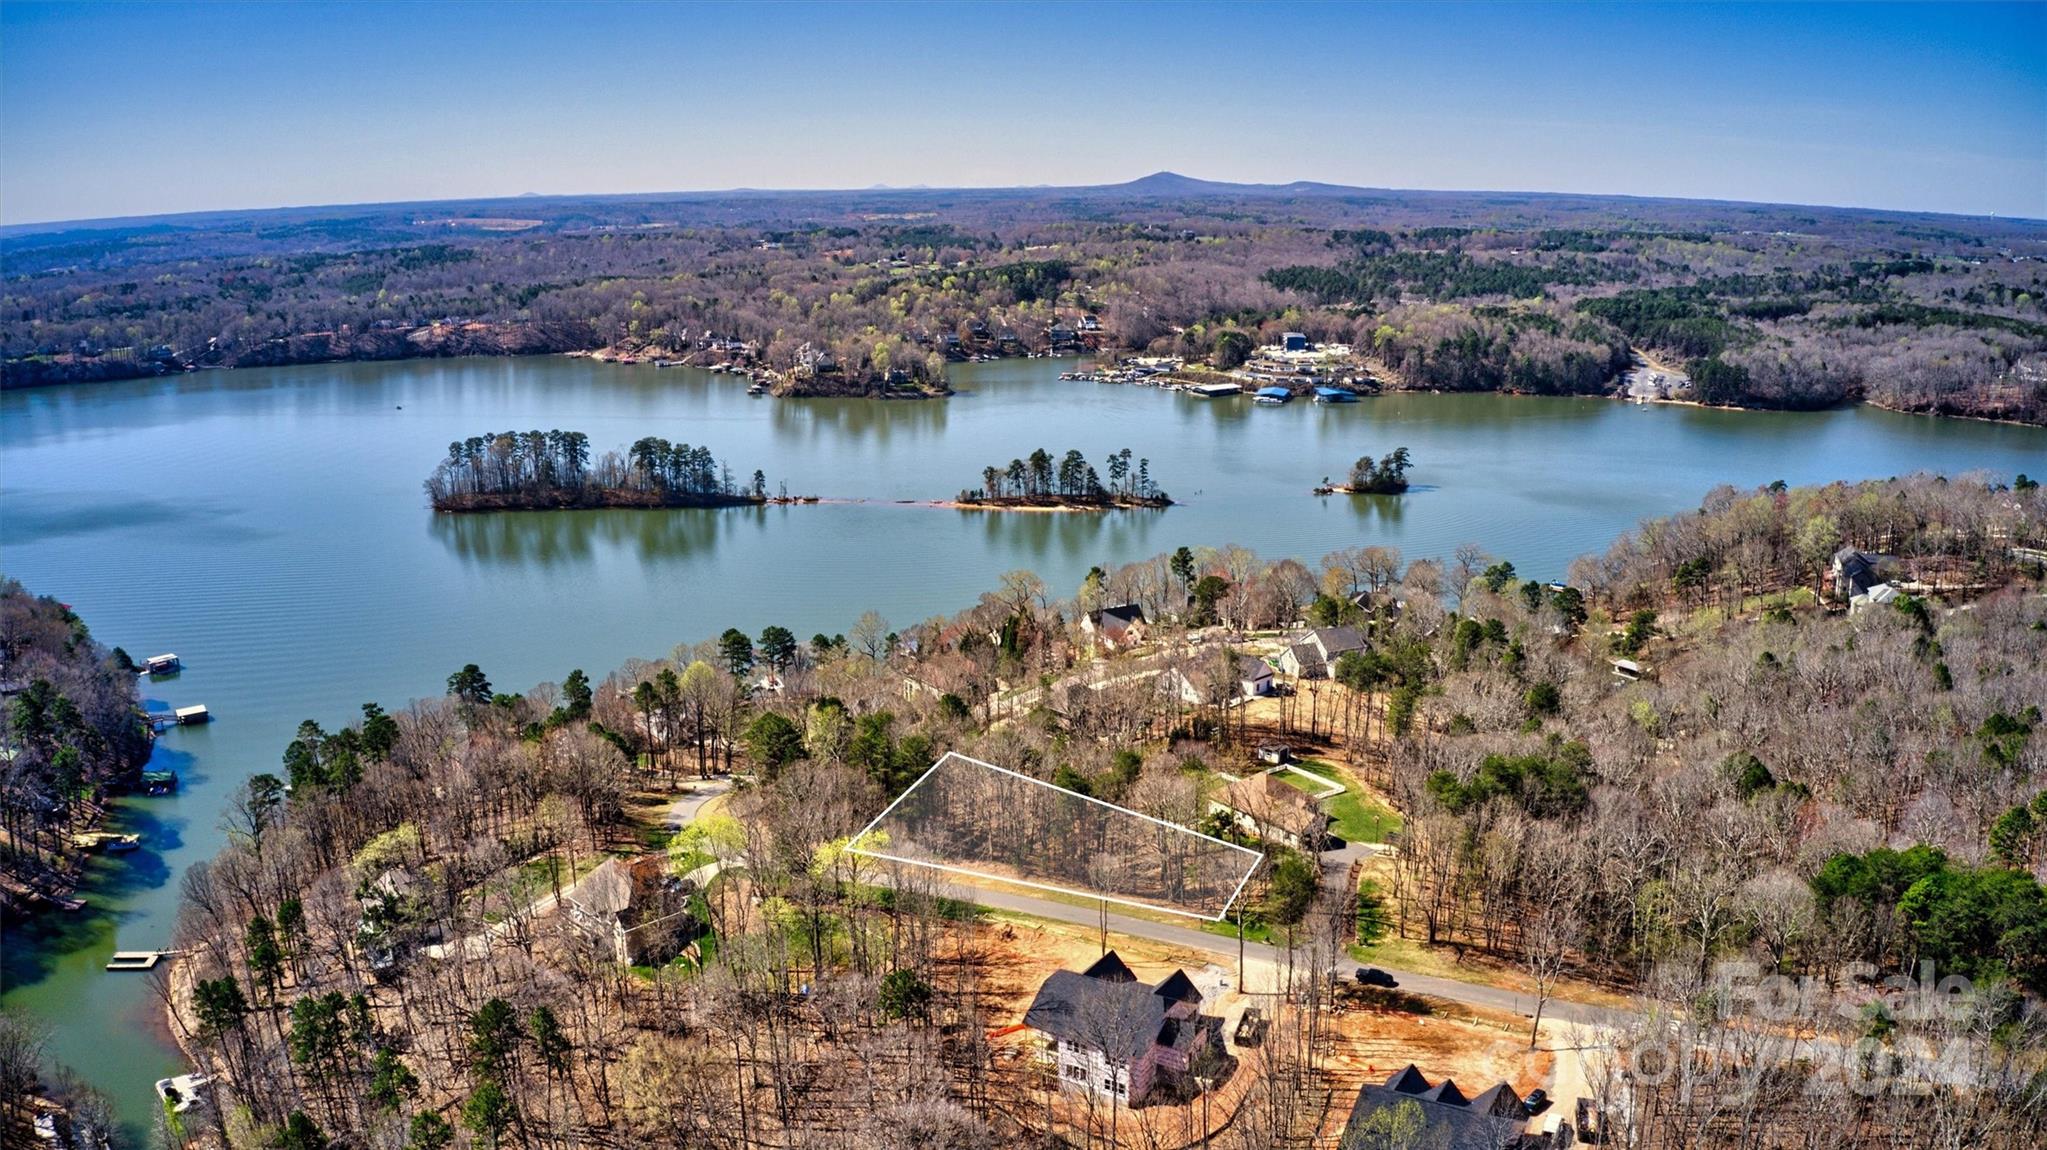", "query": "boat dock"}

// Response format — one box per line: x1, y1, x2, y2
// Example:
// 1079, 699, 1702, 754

106, 949, 181, 971
147, 704, 210, 730
143, 653, 181, 675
